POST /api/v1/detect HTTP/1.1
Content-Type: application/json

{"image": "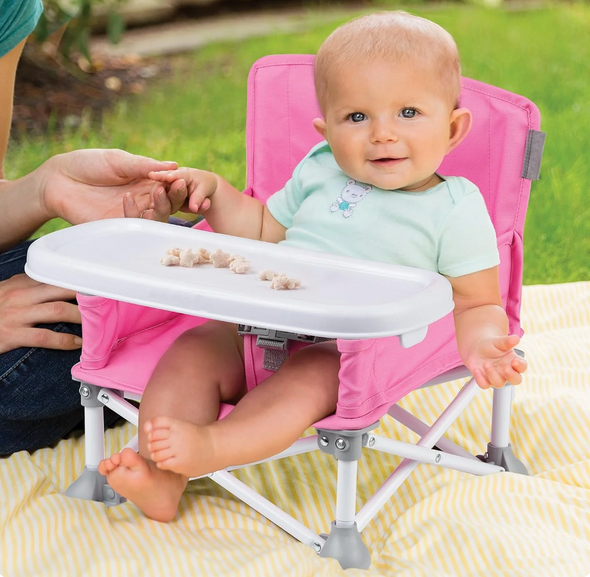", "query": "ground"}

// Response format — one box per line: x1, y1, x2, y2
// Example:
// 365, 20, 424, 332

12, 46, 172, 137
